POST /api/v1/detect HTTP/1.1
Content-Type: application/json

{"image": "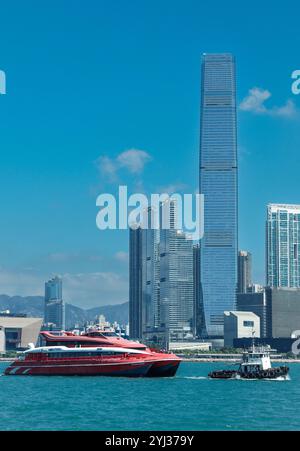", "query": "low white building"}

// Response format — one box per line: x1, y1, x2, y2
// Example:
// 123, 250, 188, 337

0, 316, 42, 353
169, 341, 212, 352
224, 311, 260, 347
